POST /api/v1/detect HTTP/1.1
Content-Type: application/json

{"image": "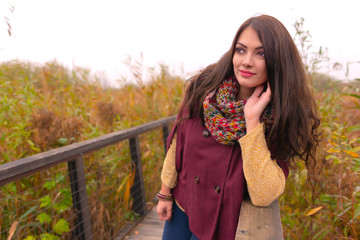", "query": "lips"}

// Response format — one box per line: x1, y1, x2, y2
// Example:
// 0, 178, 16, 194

239, 70, 255, 77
